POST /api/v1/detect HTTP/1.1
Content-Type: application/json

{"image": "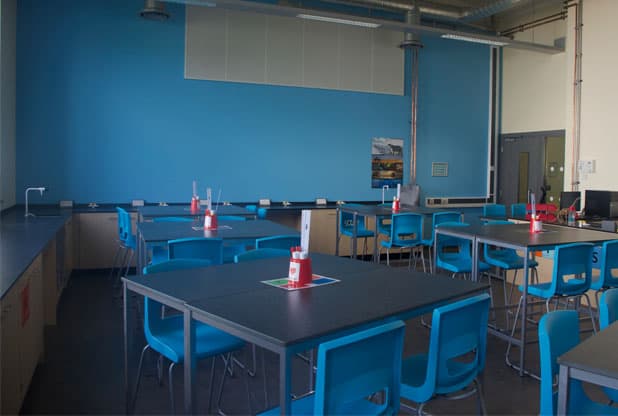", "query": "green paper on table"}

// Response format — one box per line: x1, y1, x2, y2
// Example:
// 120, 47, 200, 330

261, 274, 340, 291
